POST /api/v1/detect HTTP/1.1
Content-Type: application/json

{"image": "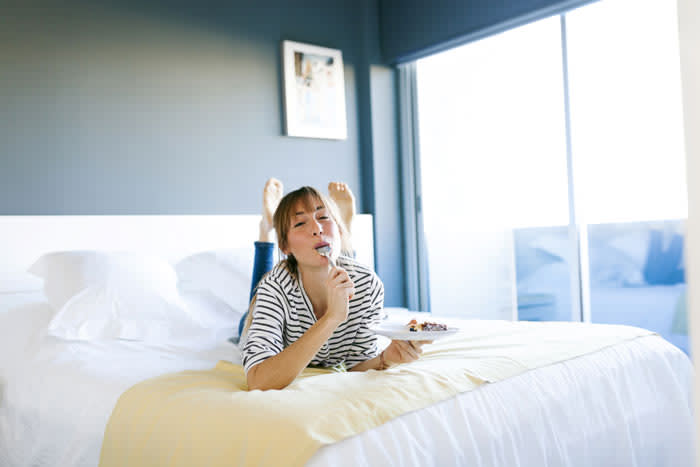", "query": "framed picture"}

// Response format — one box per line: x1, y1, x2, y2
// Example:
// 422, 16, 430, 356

281, 40, 347, 140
